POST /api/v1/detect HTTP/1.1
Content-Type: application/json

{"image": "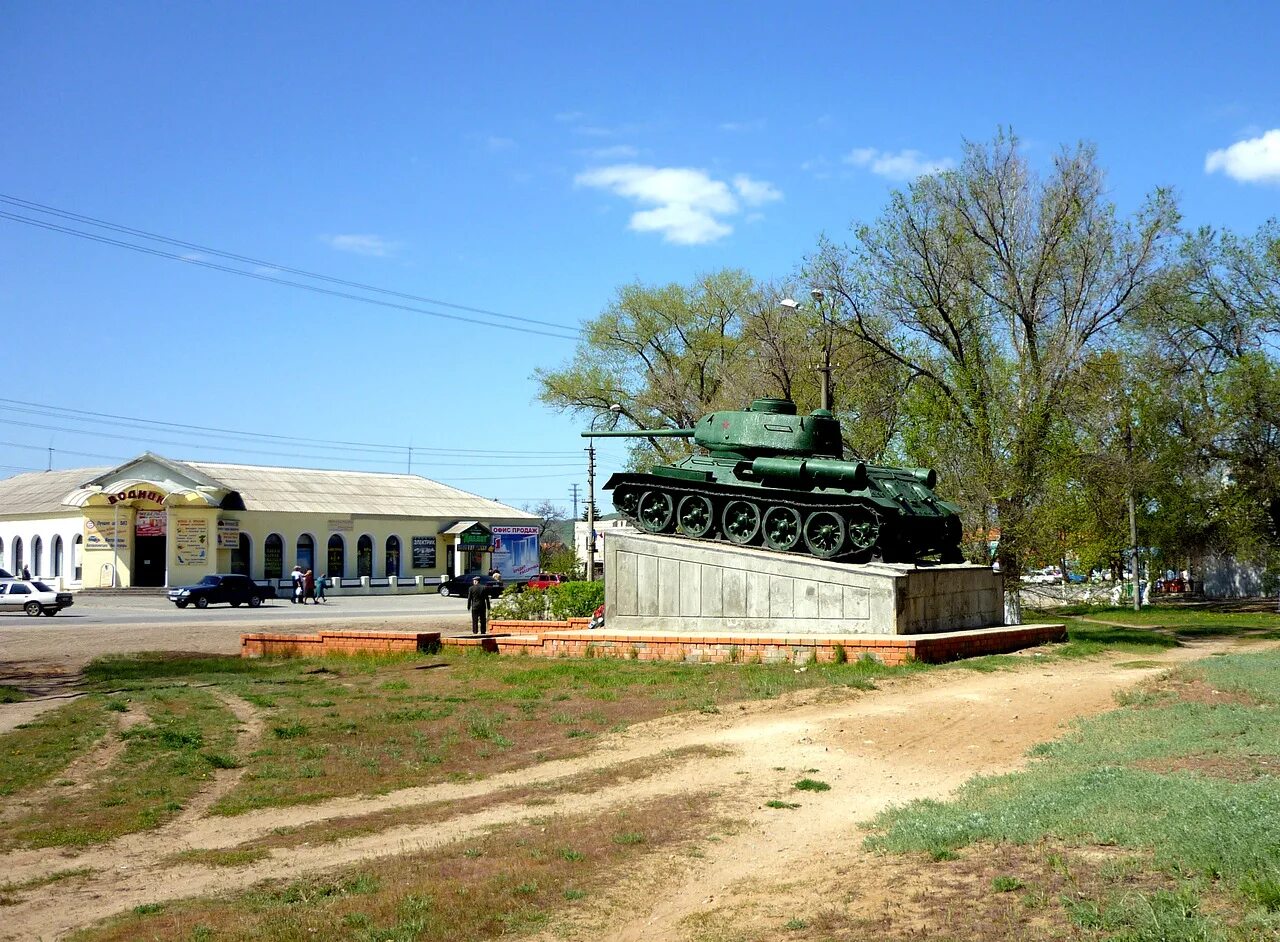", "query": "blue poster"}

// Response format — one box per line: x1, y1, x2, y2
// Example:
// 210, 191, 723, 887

491, 526, 540, 579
